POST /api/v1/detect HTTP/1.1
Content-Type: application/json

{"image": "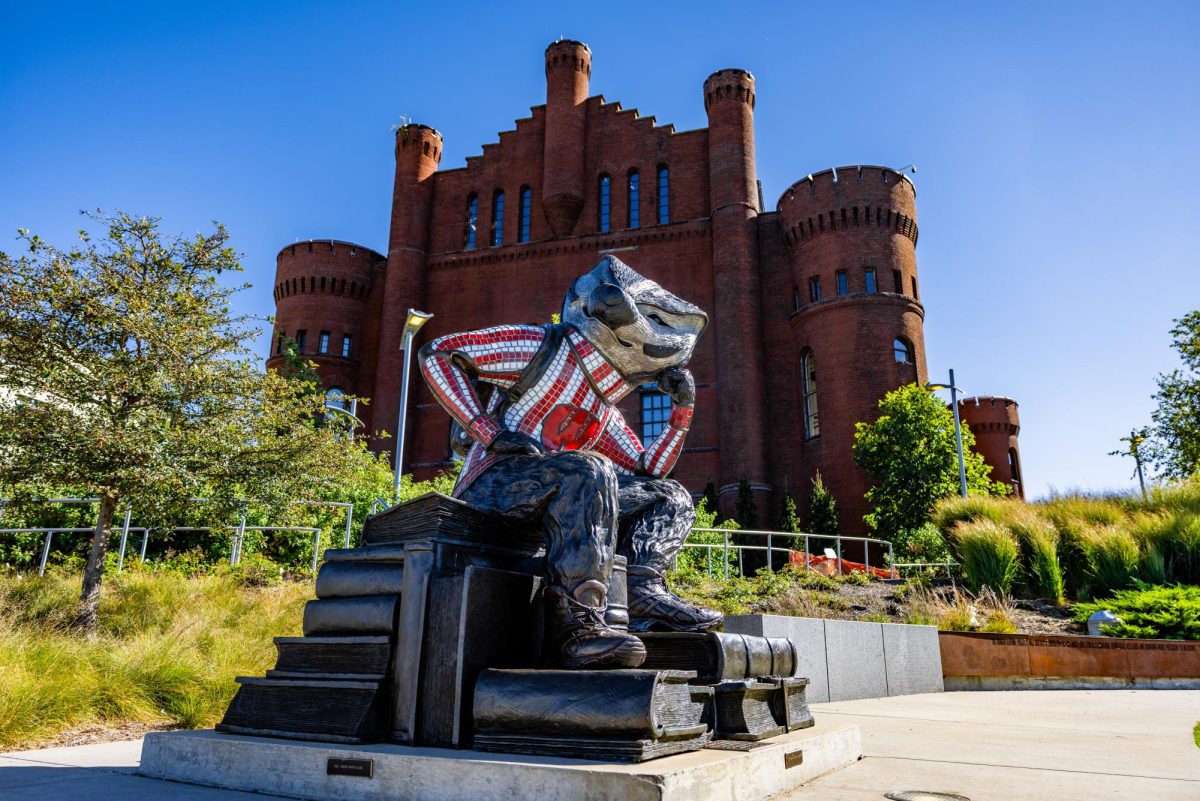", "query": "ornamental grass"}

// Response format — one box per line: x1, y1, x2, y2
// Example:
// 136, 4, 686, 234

950, 519, 1020, 596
